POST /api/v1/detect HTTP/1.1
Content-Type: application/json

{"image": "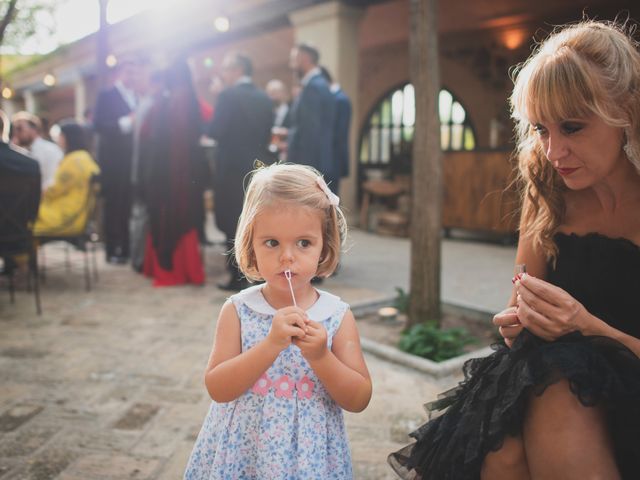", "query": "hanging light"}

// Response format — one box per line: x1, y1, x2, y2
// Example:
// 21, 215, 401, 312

1, 87, 13, 99
214, 16, 230, 32
106, 54, 118, 67
43, 74, 57, 87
